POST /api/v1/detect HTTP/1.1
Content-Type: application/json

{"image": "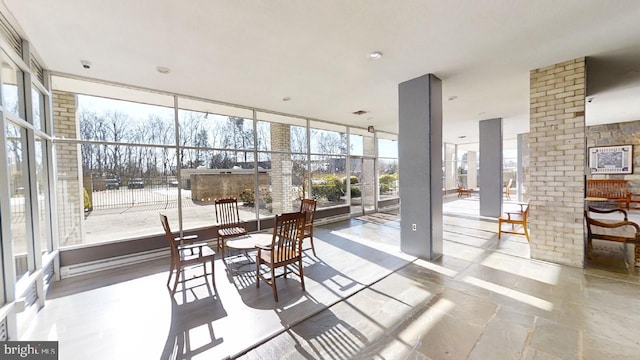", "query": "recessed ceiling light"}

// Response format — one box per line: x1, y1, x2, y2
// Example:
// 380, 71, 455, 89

156, 66, 170, 74
458, 135, 466, 139
448, 96, 458, 101
352, 110, 367, 115
368, 51, 382, 60
282, 97, 291, 102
